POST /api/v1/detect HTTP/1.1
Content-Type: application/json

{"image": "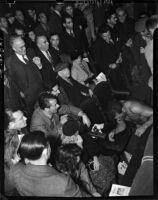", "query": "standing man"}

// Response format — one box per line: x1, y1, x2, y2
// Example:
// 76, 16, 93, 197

5, 36, 43, 120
